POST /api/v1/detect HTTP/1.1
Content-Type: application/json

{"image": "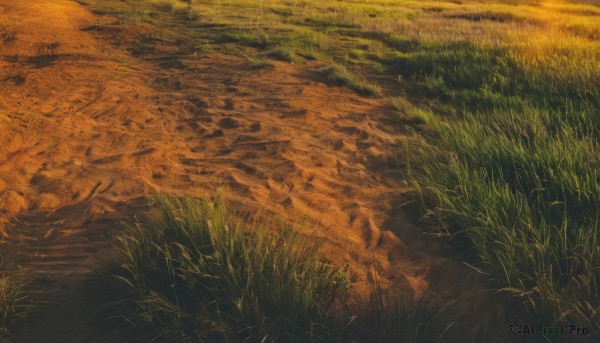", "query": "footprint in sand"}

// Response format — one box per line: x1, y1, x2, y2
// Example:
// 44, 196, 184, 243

218, 117, 240, 129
